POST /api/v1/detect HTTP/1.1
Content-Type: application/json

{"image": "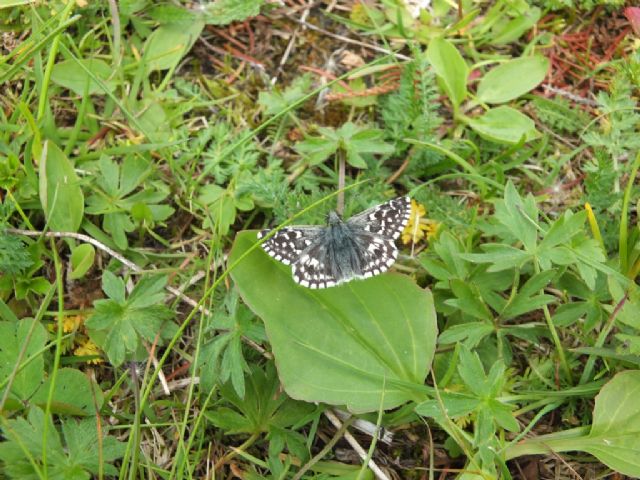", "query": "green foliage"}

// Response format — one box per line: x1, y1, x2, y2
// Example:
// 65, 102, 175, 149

85, 272, 176, 366
380, 52, 442, 157
196, 290, 266, 398
85, 155, 173, 250
0, 407, 126, 479
583, 75, 640, 159
203, 0, 265, 25
0, 319, 47, 404
531, 96, 589, 134
295, 122, 394, 169
532, 0, 624, 11
2, 0, 640, 477
0, 232, 33, 275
